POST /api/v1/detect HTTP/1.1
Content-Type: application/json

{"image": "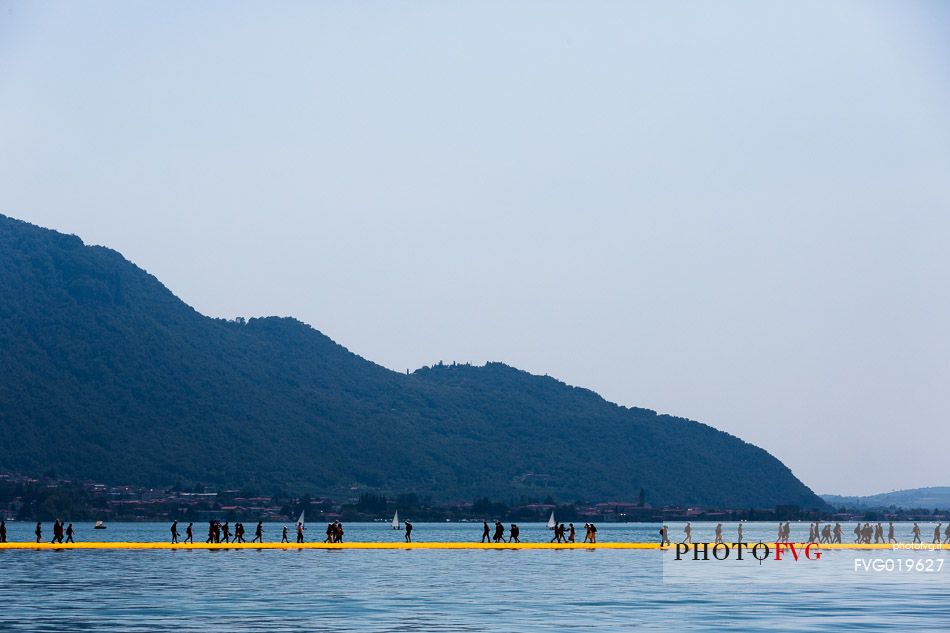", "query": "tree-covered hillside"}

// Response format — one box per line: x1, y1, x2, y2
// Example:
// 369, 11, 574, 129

0, 214, 825, 508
